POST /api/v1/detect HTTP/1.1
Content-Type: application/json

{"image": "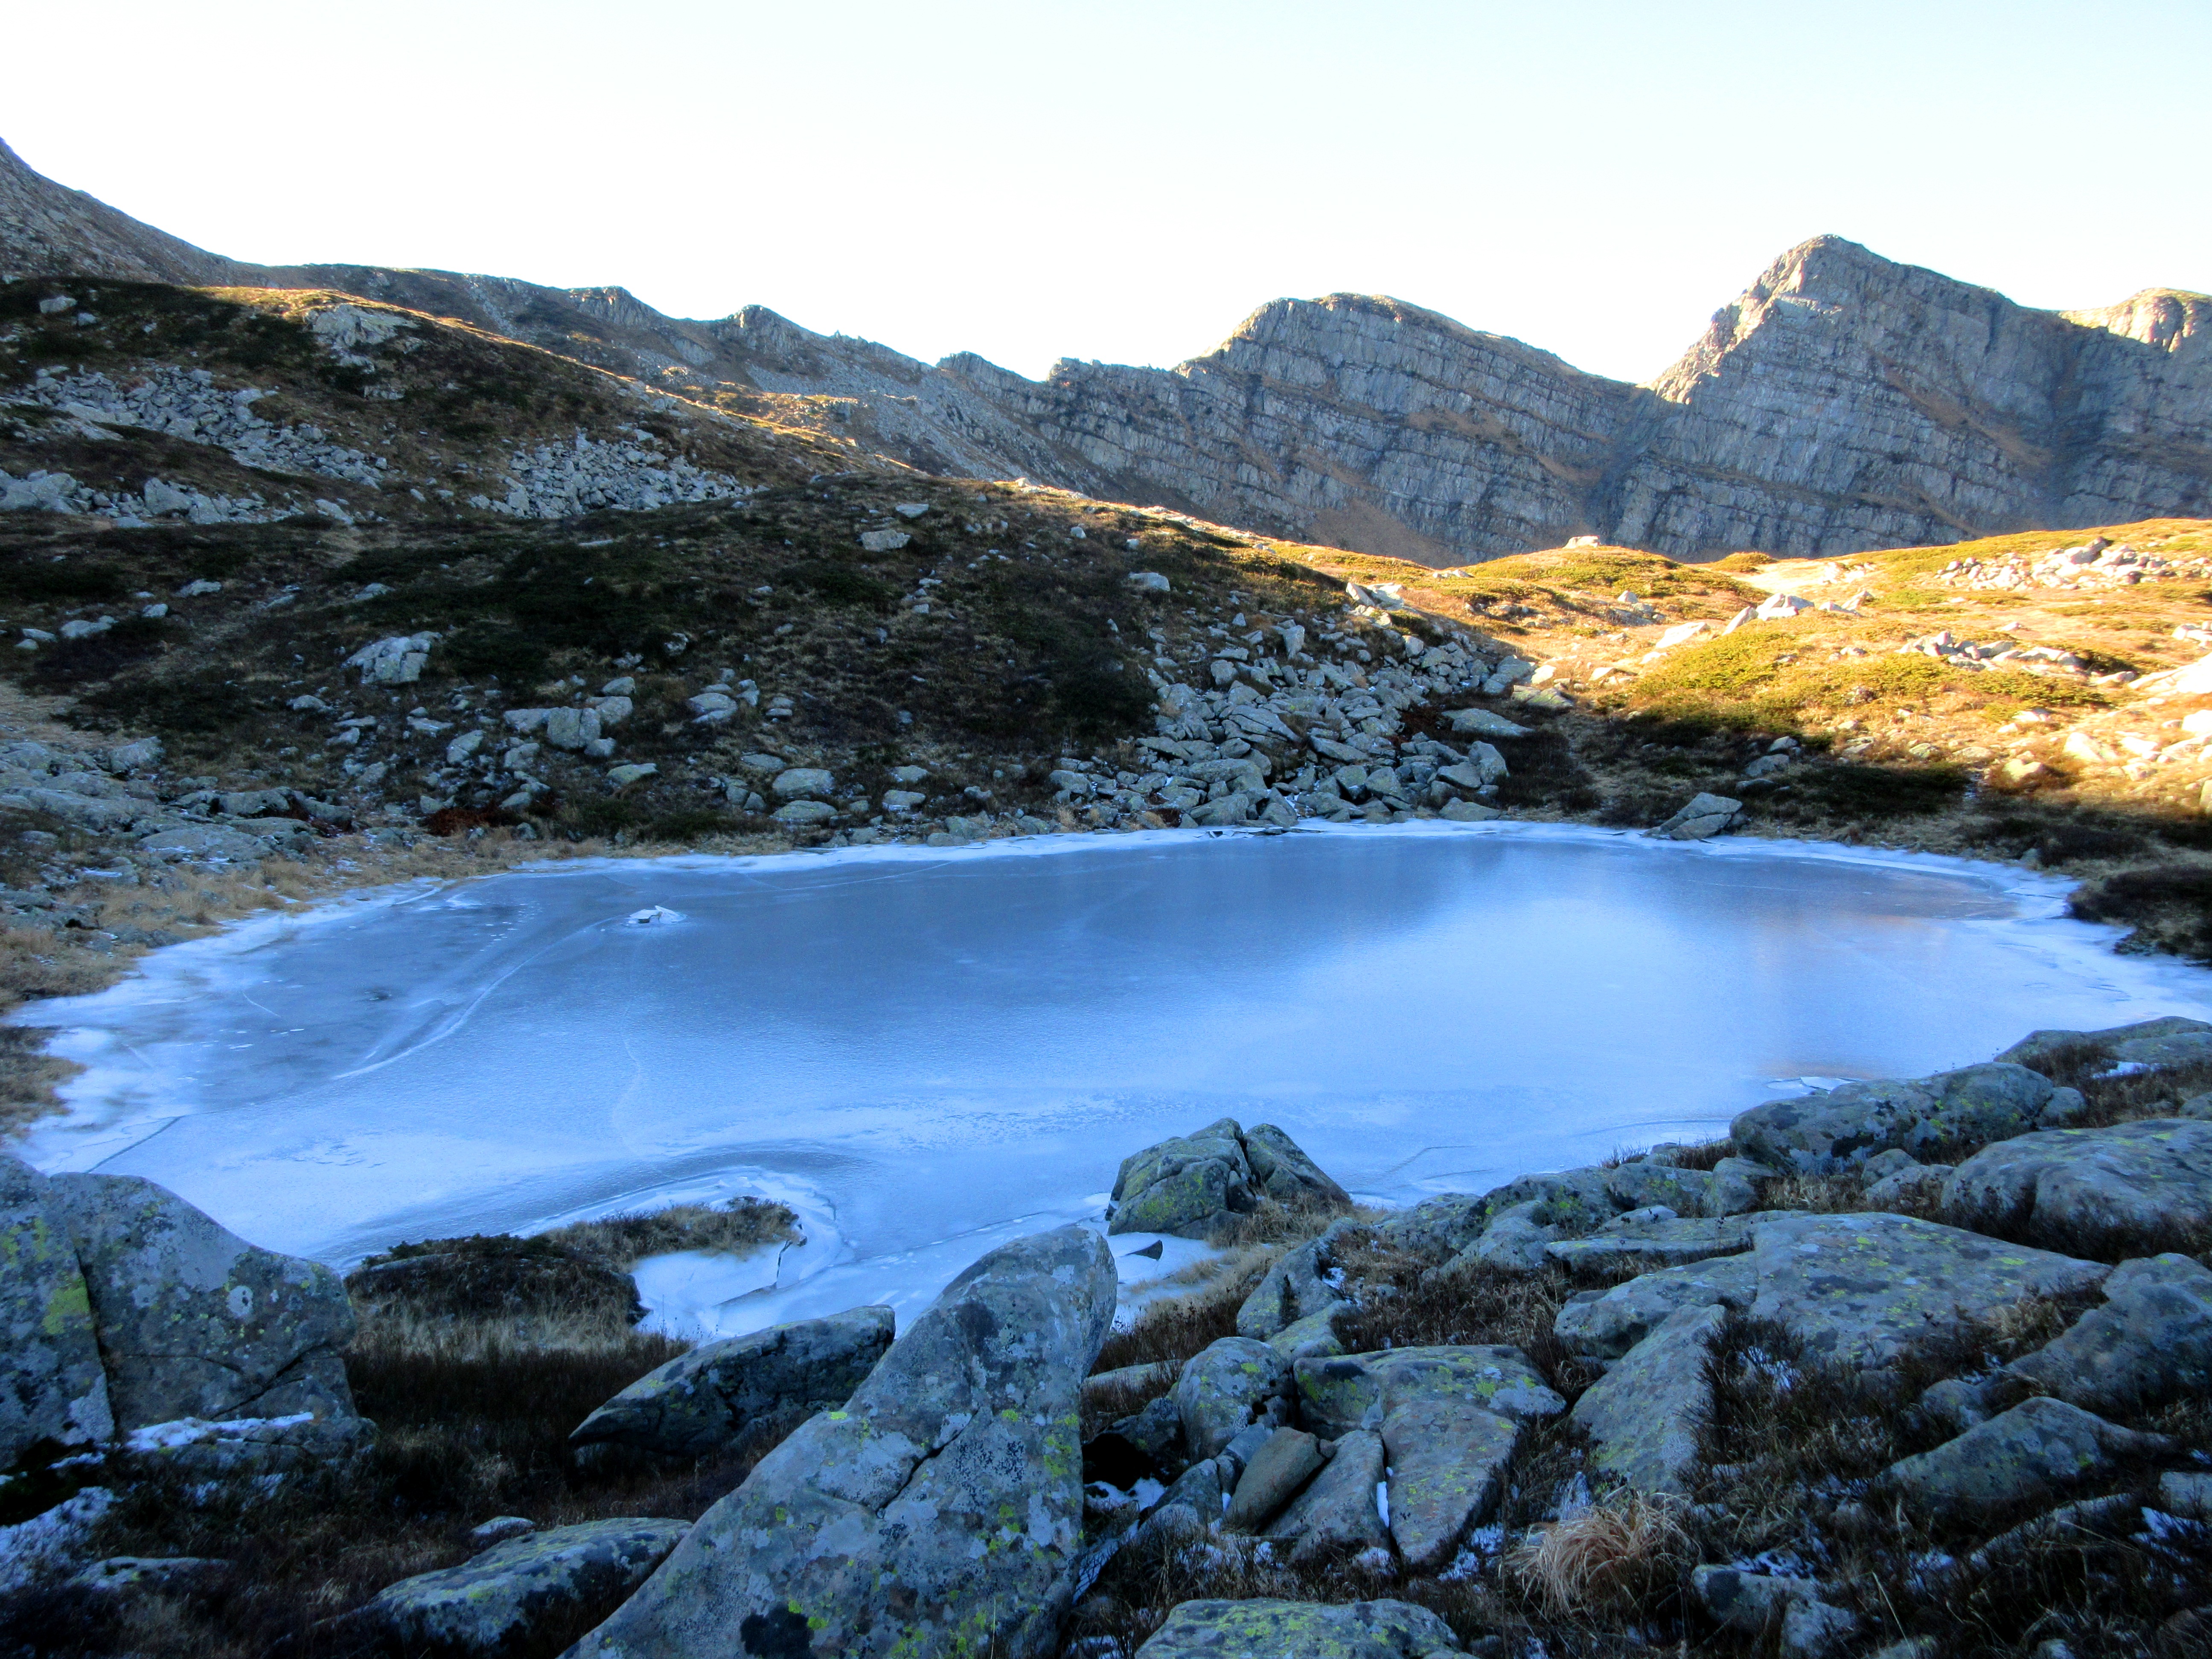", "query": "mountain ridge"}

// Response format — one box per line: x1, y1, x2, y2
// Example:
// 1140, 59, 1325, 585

5, 137, 2207, 563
